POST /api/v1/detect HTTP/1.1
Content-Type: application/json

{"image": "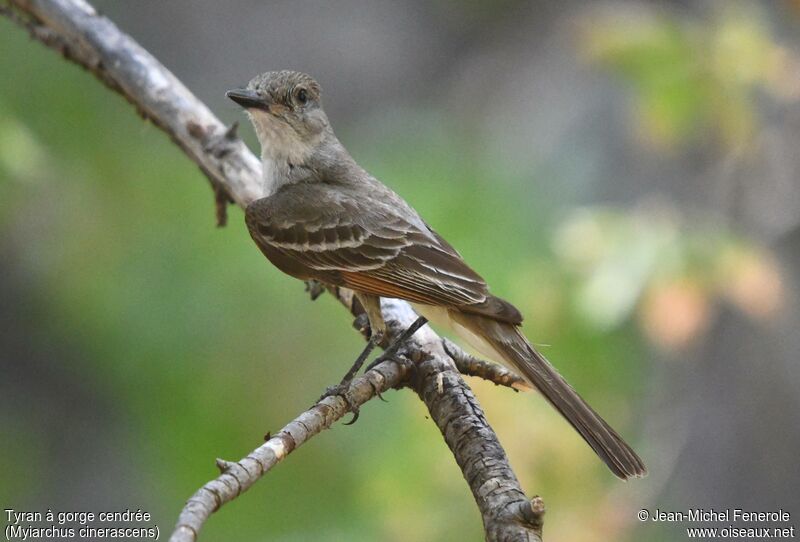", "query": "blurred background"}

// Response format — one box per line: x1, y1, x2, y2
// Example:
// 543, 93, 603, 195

1, 0, 799, 540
